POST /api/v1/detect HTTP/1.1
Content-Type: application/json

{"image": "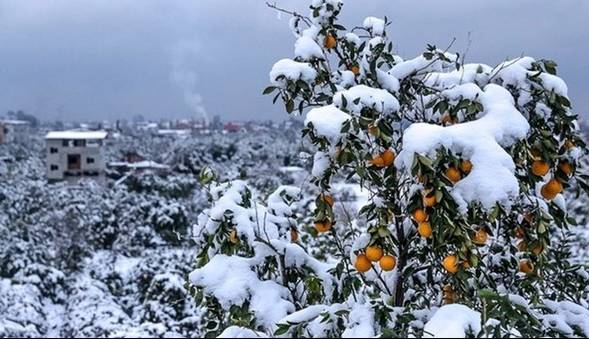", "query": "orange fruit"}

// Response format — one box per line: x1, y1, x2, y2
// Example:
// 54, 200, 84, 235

443, 254, 459, 274
442, 284, 455, 304
523, 212, 534, 224
559, 160, 572, 175
379, 255, 396, 271
473, 229, 488, 246
417, 221, 432, 238
290, 228, 299, 242
381, 149, 395, 166
324, 33, 337, 49
370, 154, 385, 167
441, 112, 457, 126
532, 243, 544, 256
519, 259, 534, 274
315, 221, 332, 233
354, 254, 372, 273
445, 166, 462, 183
412, 208, 428, 222
423, 192, 437, 207
541, 179, 563, 200
351, 65, 360, 75
365, 246, 384, 262
531, 160, 550, 176
320, 193, 334, 207
229, 229, 238, 244
531, 148, 542, 159
460, 159, 473, 174
516, 239, 527, 252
